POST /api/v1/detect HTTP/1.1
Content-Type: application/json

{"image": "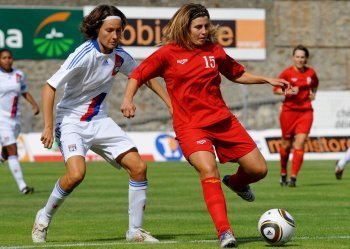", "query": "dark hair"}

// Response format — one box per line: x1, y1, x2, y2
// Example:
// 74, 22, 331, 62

0, 48, 12, 56
293, 44, 309, 58
80, 5, 127, 40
